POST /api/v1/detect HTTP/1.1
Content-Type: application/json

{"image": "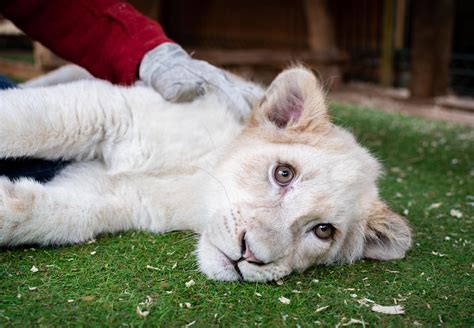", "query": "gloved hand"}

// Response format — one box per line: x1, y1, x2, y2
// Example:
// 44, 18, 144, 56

139, 43, 264, 120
